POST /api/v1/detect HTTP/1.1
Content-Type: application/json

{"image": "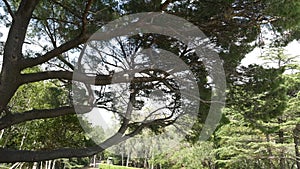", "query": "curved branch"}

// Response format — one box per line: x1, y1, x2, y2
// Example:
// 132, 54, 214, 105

19, 0, 95, 70
20, 34, 90, 69
0, 129, 128, 162
0, 106, 92, 130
